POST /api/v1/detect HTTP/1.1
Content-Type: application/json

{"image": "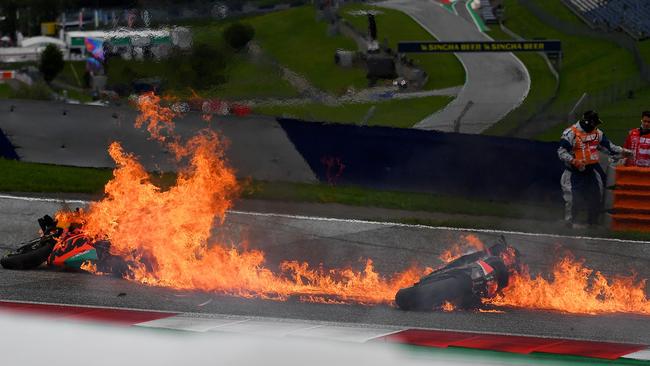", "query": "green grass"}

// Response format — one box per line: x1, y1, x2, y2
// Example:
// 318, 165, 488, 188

340, 3, 465, 90
106, 58, 167, 87
53, 87, 93, 103
532, 0, 585, 26
571, 87, 650, 144
249, 6, 367, 94
57, 61, 85, 88
203, 54, 298, 99
501, 0, 639, 139
8, 81, 53, 101
5, 158, 650, 240
111, 11, 306, 99
483, 27, 558, 136
0, 61, 36, 70
0, 157, 557, 220
254, 95, 453, 128
637, 39, 650, 66
0, 159, 112, 193
0, 83, 11, 98
245, 180, 562, 220
65, 88, 93, 103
